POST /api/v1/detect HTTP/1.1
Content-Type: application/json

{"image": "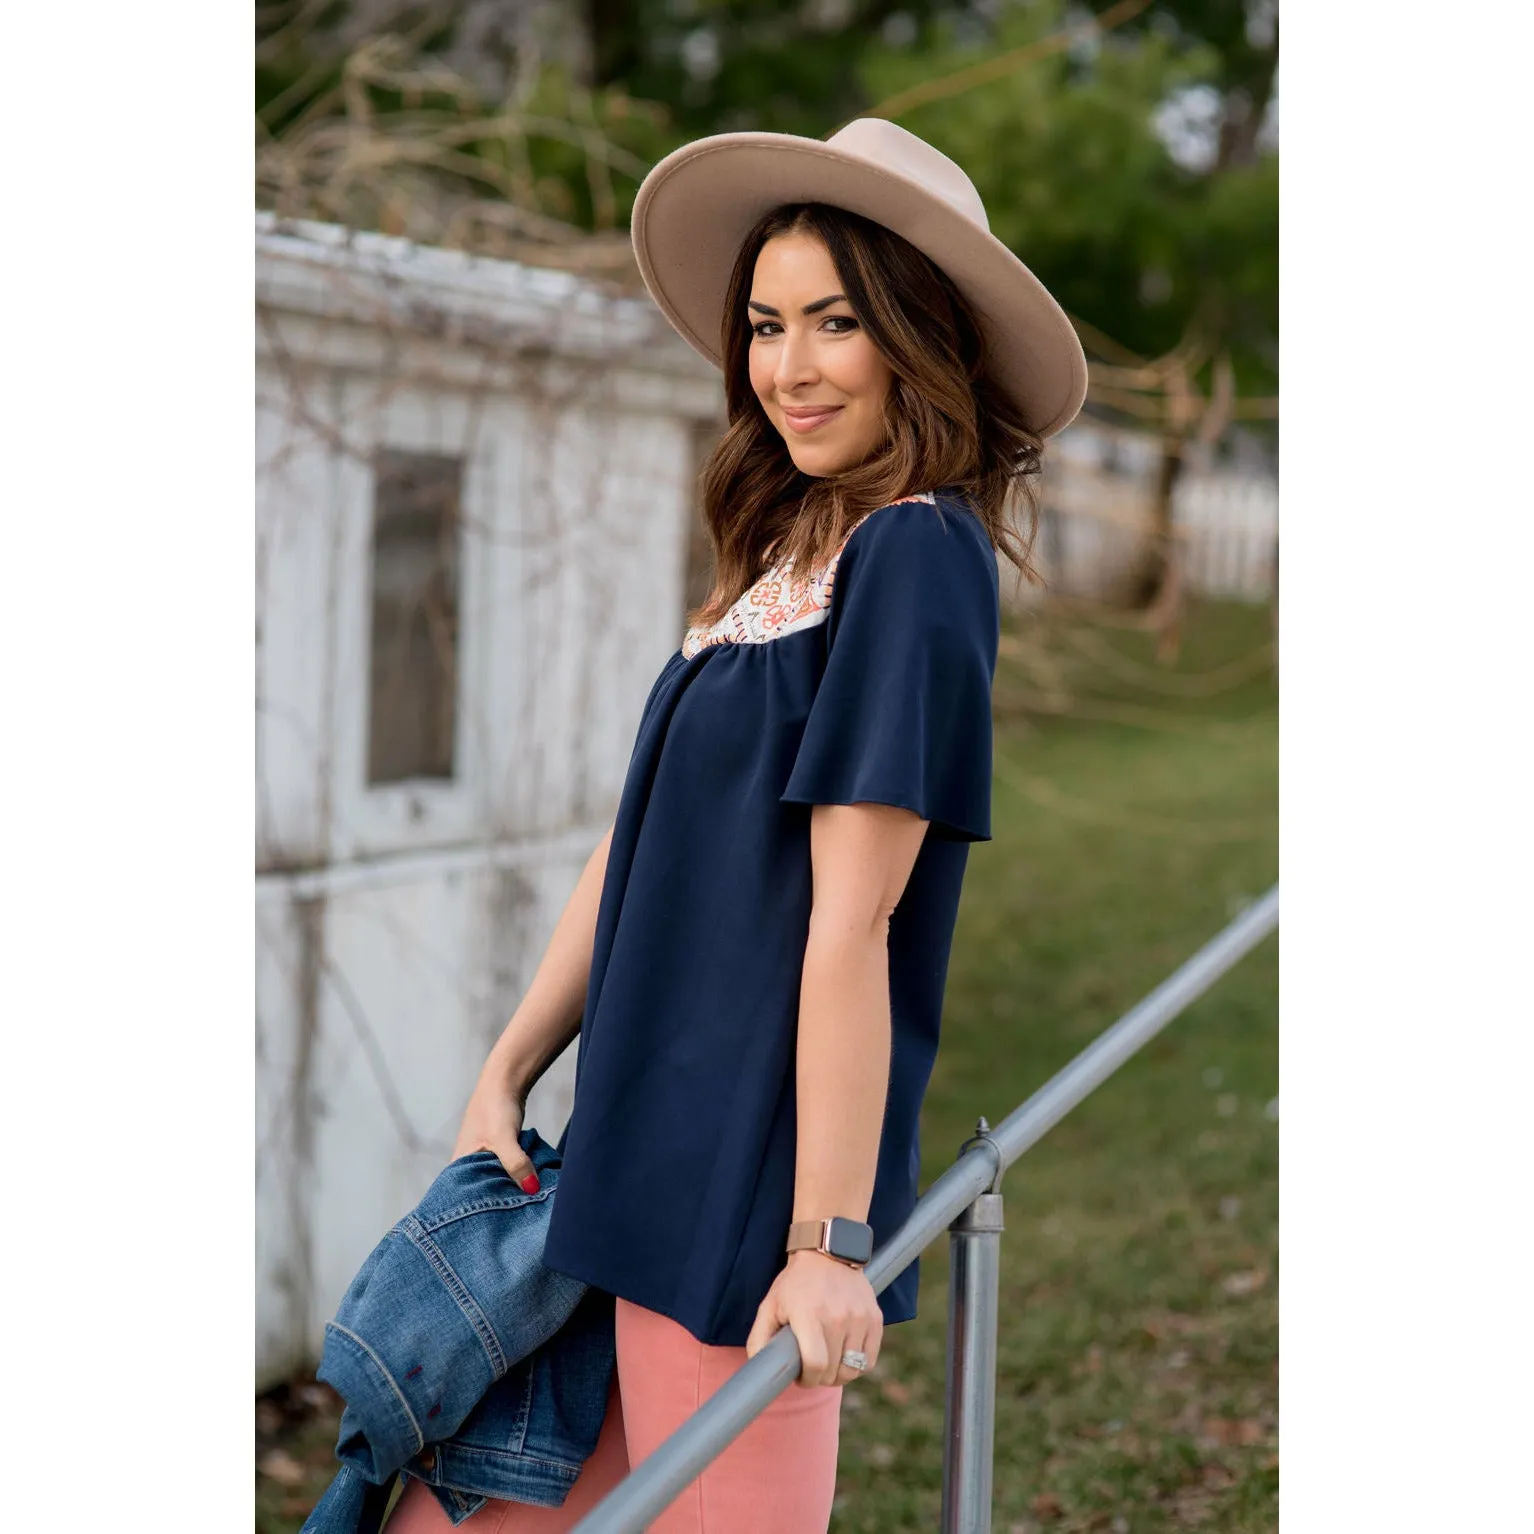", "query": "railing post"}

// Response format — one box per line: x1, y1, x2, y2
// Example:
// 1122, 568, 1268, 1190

941, 1117, 1006, 1534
